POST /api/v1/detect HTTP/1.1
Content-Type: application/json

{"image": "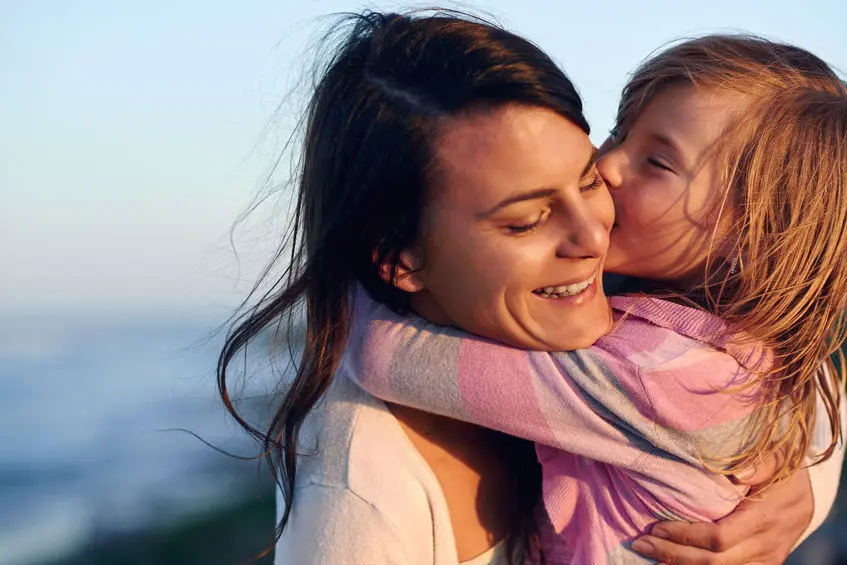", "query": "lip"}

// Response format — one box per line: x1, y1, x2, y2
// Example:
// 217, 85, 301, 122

534, 273, 598, 290
531, 275, 599, 307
